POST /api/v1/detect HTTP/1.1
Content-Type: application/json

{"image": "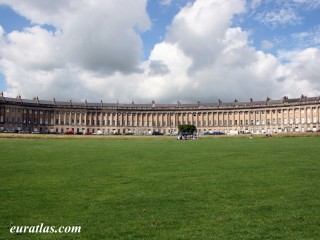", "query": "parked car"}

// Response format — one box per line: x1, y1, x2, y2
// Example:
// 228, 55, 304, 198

212, 131, 224, 135
152, 132, 163, 135
65, 130, 75, 134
